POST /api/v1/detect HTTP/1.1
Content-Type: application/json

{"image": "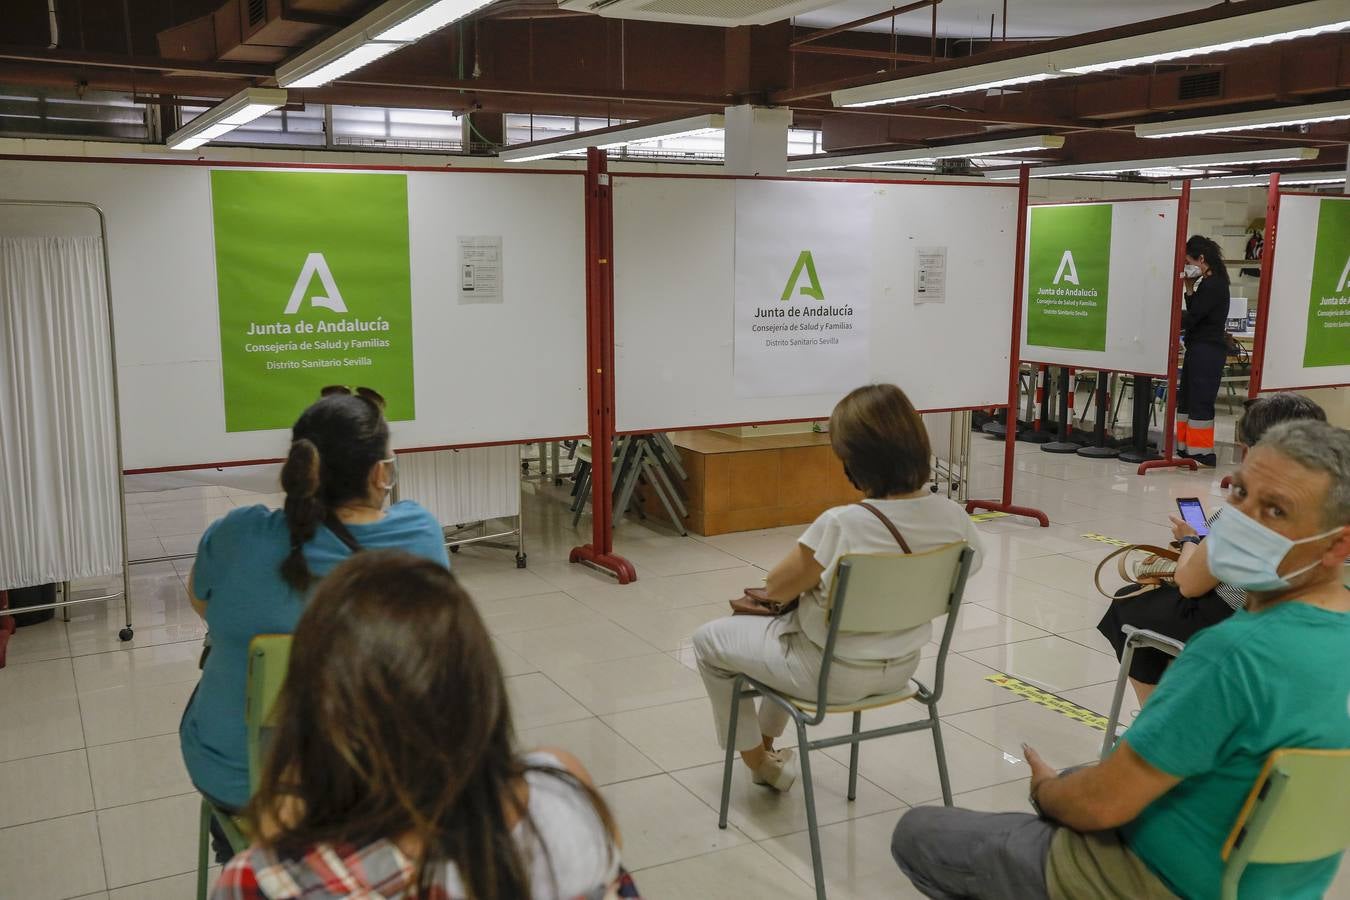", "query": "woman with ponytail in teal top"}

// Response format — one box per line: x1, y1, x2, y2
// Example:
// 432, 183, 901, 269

179, 389, 448, 859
